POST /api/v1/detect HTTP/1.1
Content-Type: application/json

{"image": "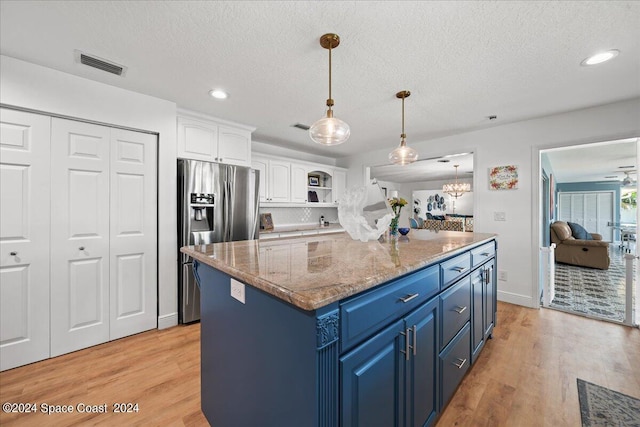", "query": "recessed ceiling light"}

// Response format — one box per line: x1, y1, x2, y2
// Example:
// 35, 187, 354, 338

209, 89, 228, 99
580, 49, 619, 66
